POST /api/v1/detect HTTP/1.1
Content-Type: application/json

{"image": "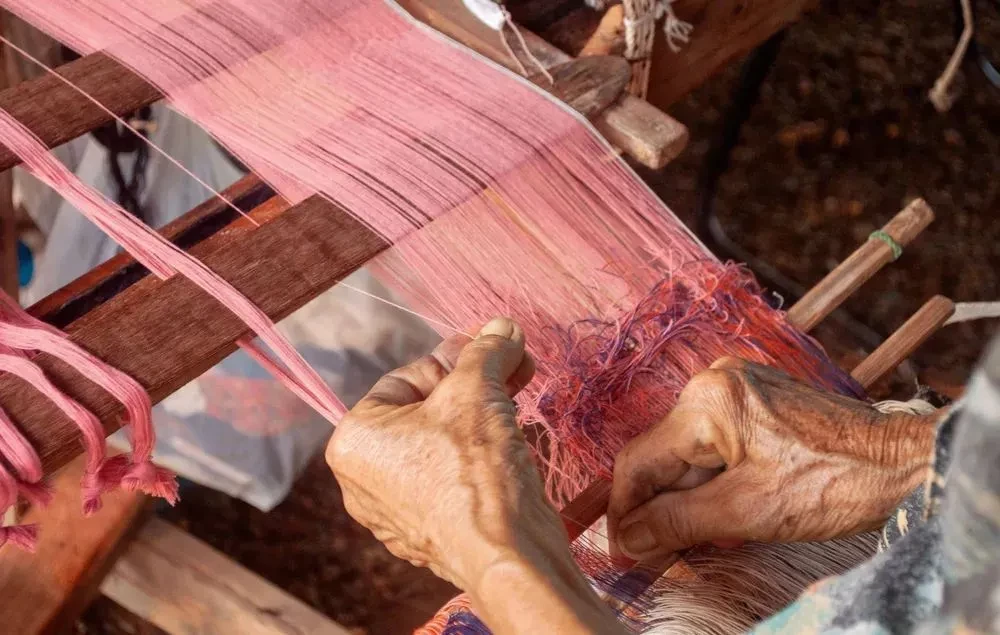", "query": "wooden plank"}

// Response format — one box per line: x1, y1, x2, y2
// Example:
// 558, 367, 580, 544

647, 0, 814, 108
542, 56, 630, 119
0, 53, 160, 172
851, 295, 956, 389
29, 174, 274, 328
786, 199, 935, 332
397, 0, 688, 169
0, 455, 148, 635
6, 195, 386, 477
101, 518, 351, 635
